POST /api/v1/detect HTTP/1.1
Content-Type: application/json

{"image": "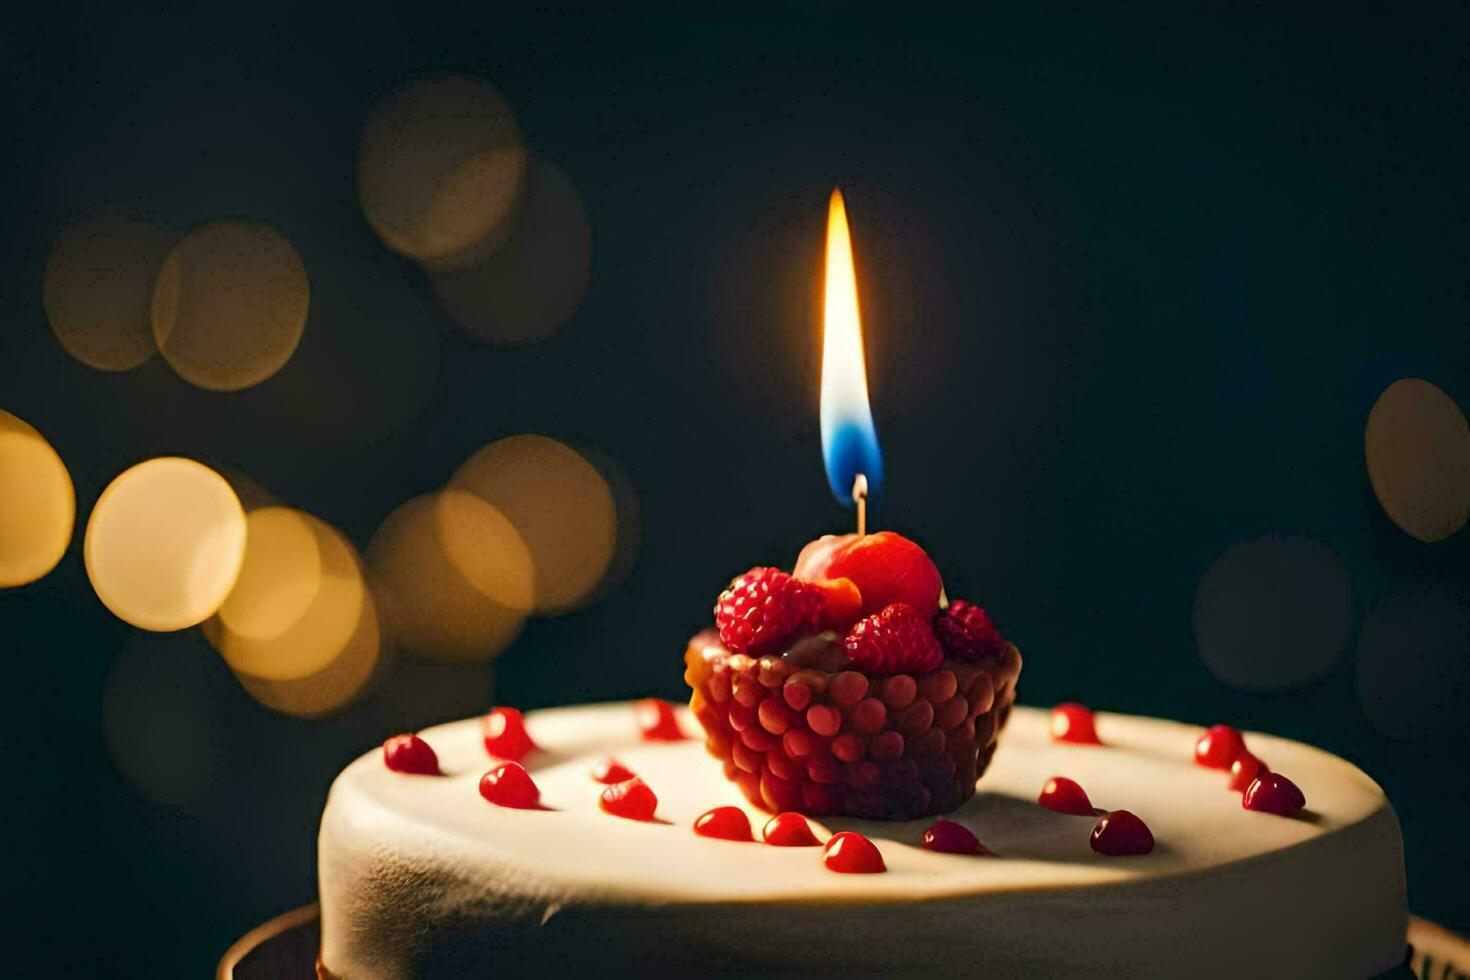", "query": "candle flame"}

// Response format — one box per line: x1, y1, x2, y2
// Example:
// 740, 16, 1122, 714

820, 188, 882, 505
